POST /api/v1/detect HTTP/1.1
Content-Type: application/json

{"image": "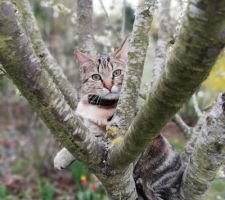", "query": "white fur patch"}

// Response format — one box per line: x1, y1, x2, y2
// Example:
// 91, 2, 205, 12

54, 148, 75, 170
